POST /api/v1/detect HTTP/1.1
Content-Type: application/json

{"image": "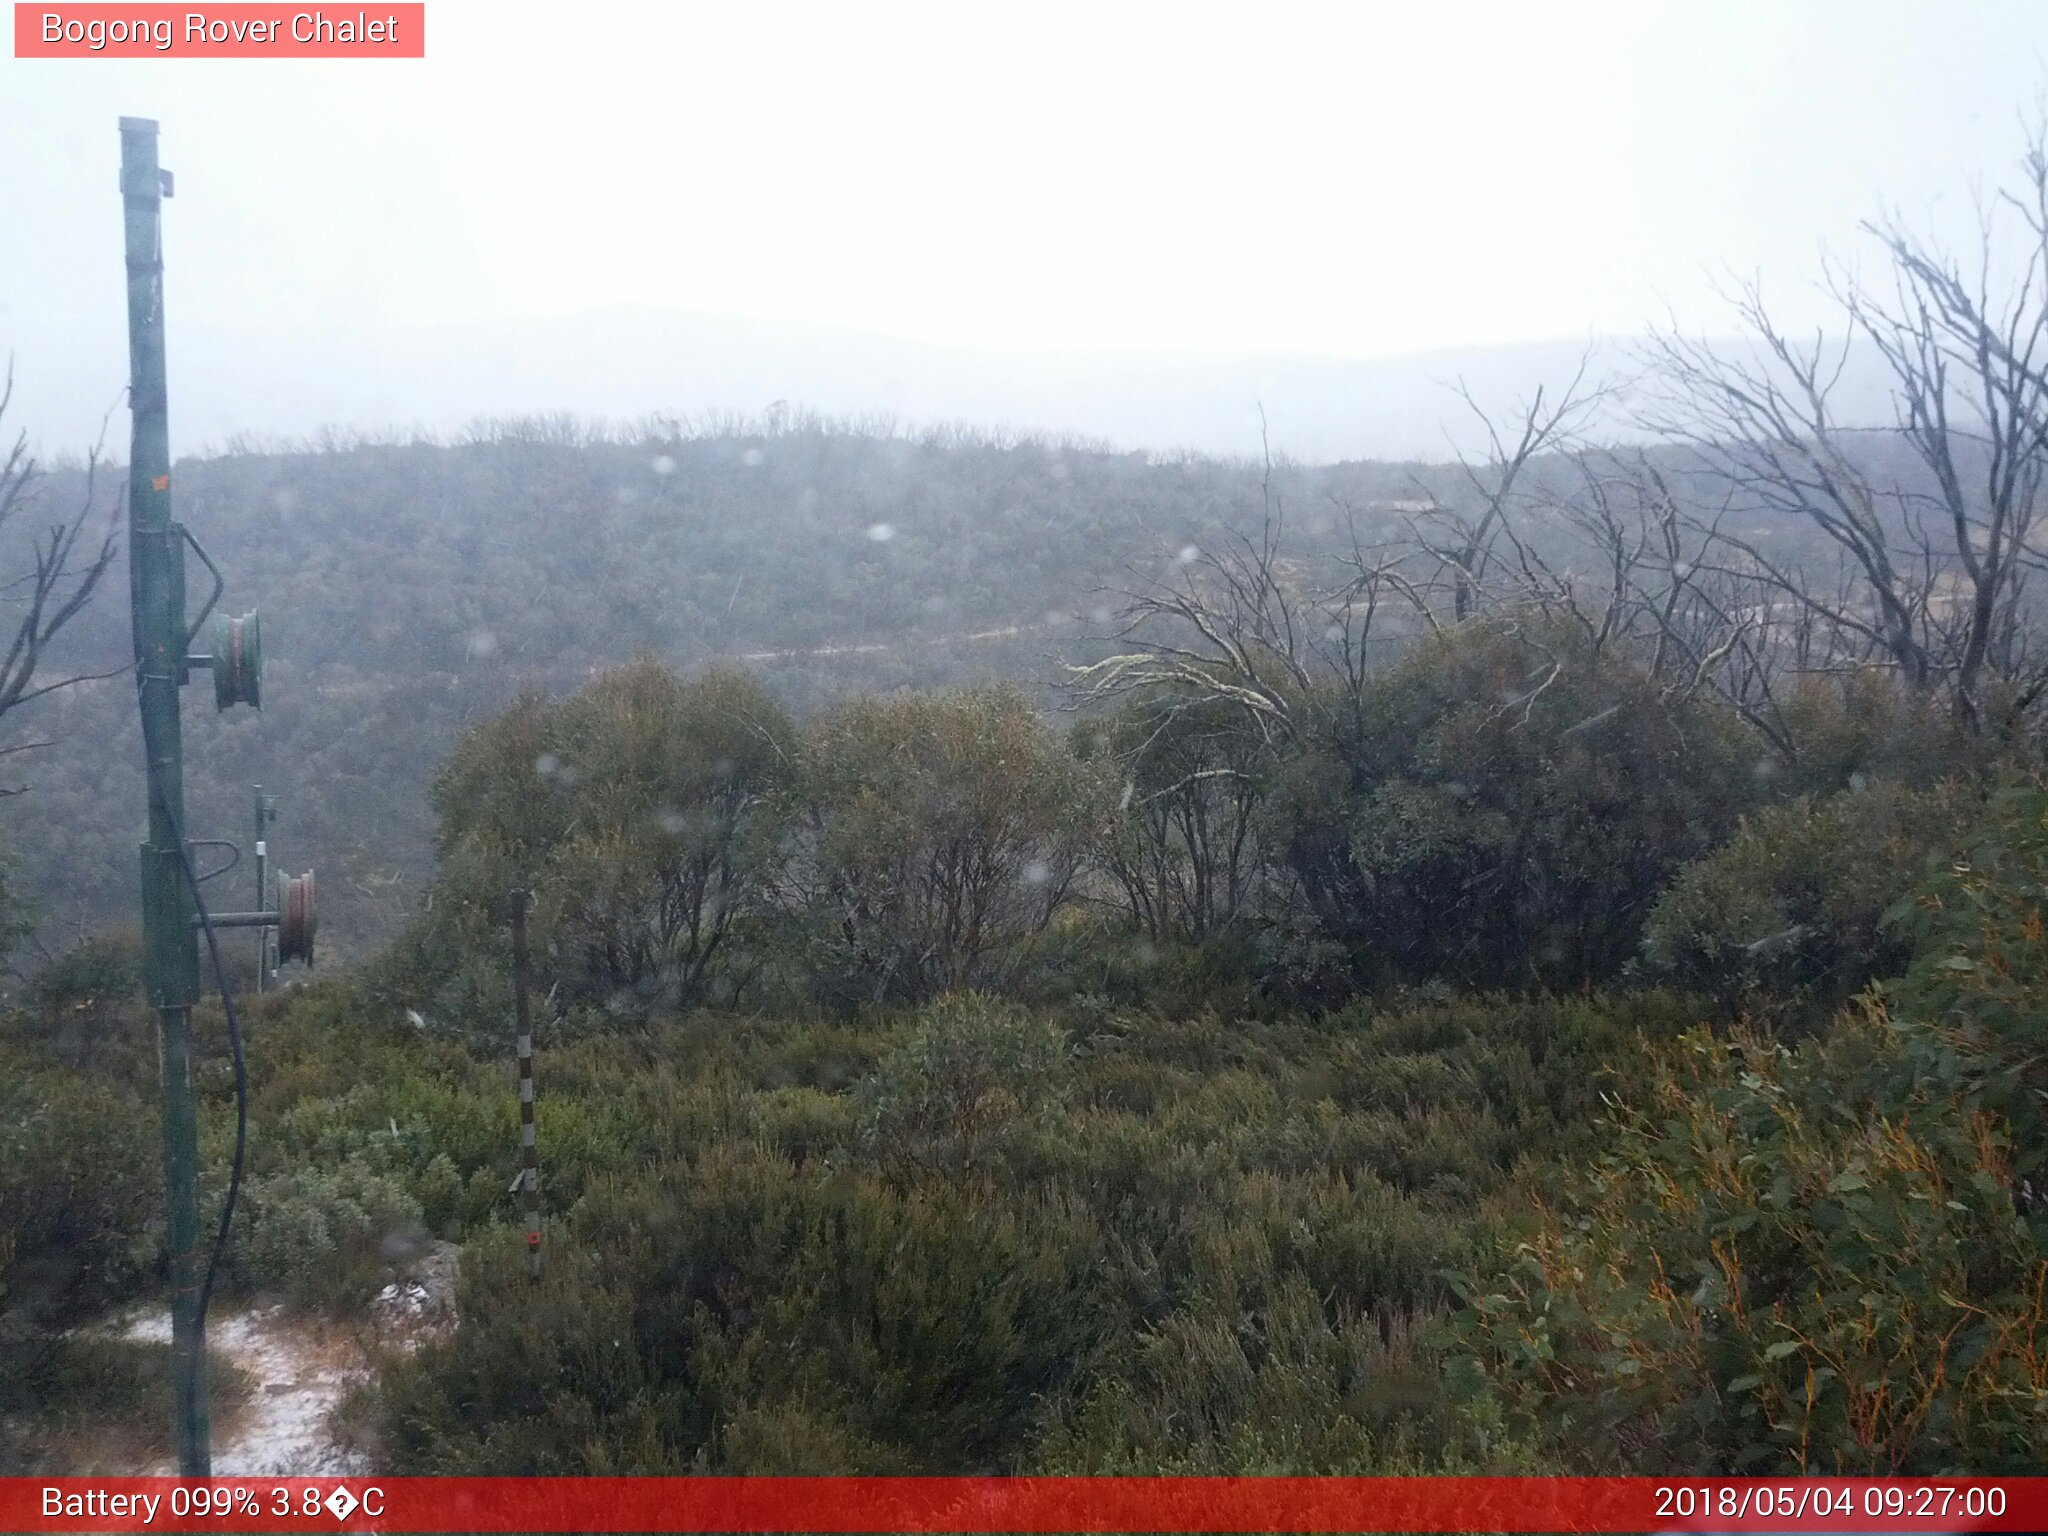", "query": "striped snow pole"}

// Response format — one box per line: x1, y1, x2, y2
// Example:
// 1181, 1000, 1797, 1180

510, 889, 541, 1279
